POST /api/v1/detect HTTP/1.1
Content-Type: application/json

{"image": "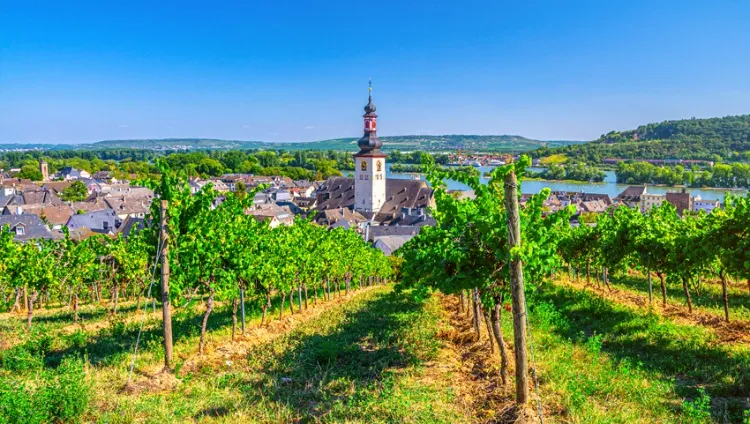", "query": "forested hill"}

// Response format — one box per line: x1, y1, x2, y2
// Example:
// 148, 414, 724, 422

534, 114, 750, 163
91, 135, 583, 152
